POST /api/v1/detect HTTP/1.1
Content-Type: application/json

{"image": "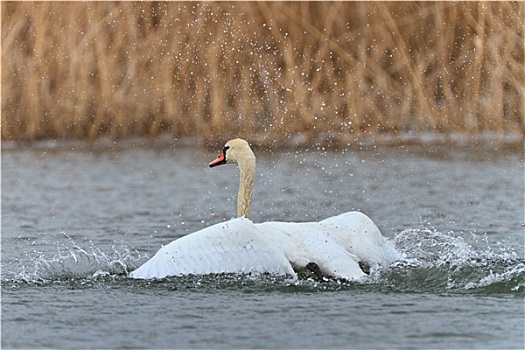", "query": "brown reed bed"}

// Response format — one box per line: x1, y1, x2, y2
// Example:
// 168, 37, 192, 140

2, 2, 524, 147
